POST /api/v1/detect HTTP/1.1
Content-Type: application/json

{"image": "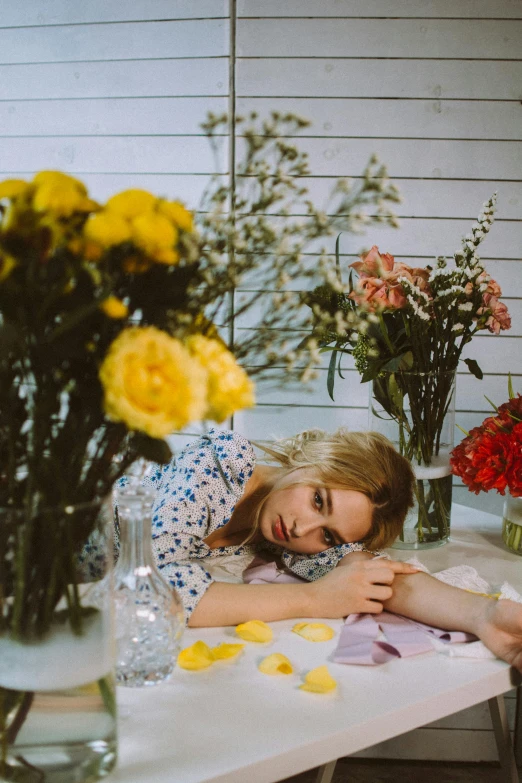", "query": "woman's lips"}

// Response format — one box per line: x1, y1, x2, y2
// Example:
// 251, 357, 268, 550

274, 516, 289, 542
